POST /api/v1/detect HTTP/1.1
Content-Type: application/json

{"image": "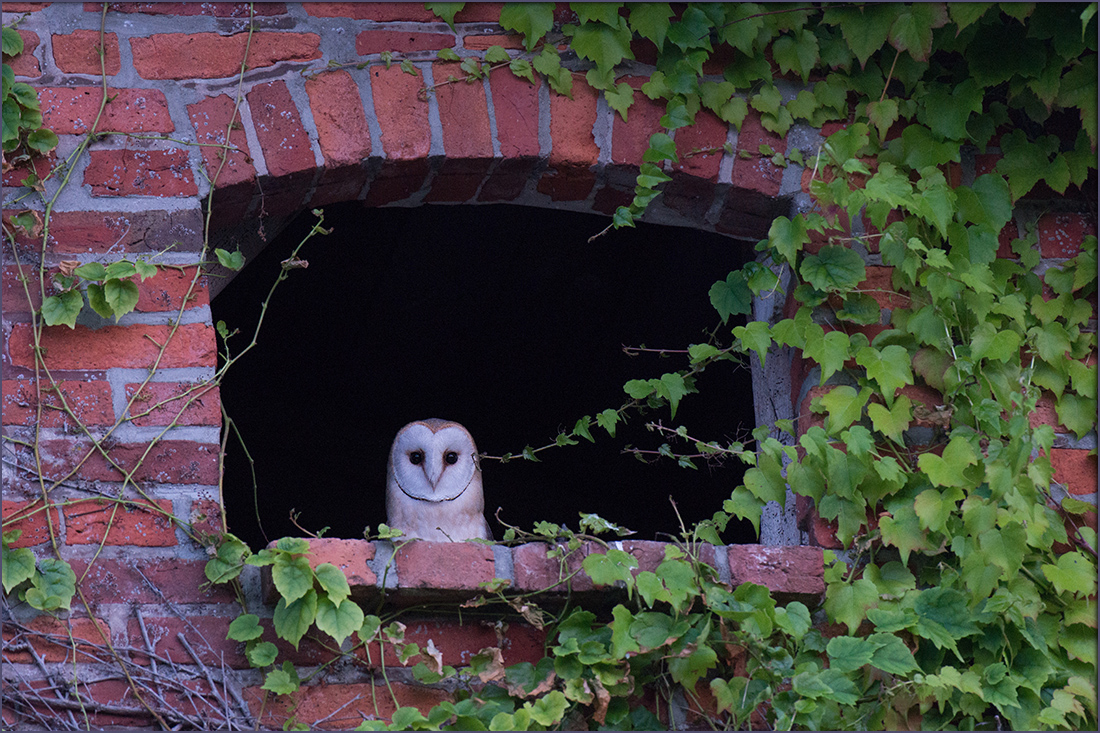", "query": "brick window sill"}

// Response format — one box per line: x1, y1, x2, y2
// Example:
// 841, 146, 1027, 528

260, 538, 825, 609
